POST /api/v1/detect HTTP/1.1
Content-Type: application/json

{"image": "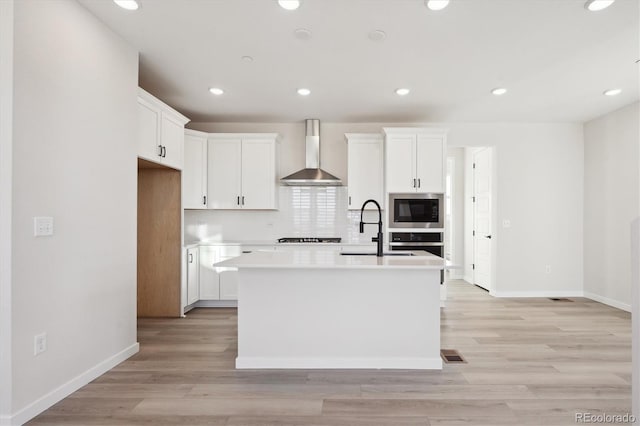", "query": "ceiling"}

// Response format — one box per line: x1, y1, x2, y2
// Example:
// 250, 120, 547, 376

79, 0, 639, 123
